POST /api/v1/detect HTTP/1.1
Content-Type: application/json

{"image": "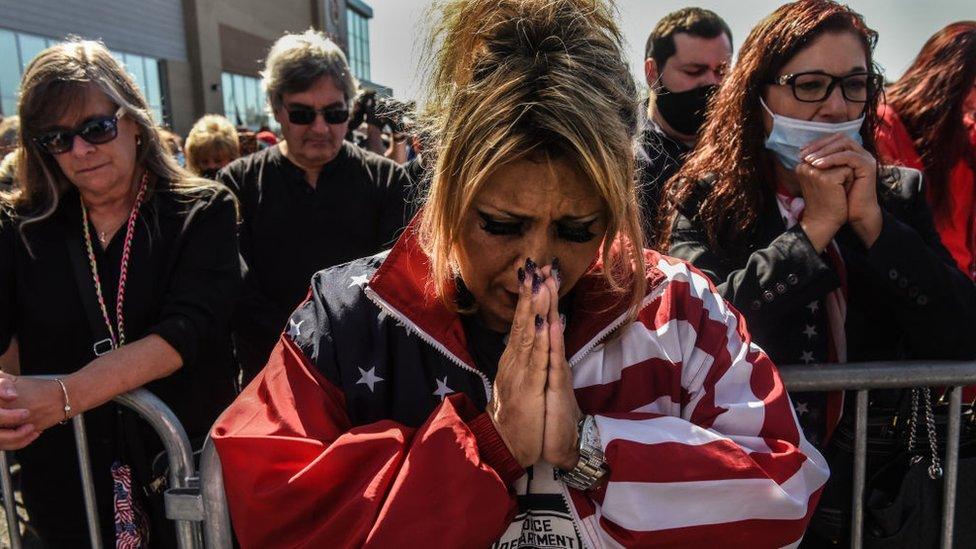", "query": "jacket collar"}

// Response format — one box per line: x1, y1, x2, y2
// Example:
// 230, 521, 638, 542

365, 219, 666, 375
